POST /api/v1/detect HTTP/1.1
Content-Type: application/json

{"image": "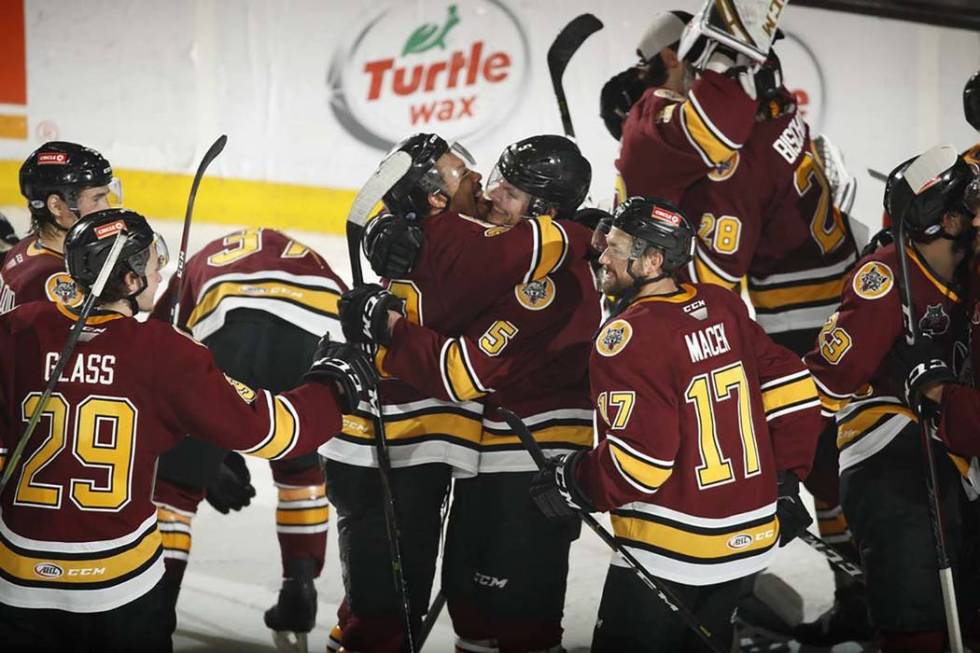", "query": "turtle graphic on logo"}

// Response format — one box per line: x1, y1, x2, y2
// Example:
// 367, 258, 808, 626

44, 272, 83, 308
918, 303, 951, 337
514, 277, 555, 311
596, 319, 633, 357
